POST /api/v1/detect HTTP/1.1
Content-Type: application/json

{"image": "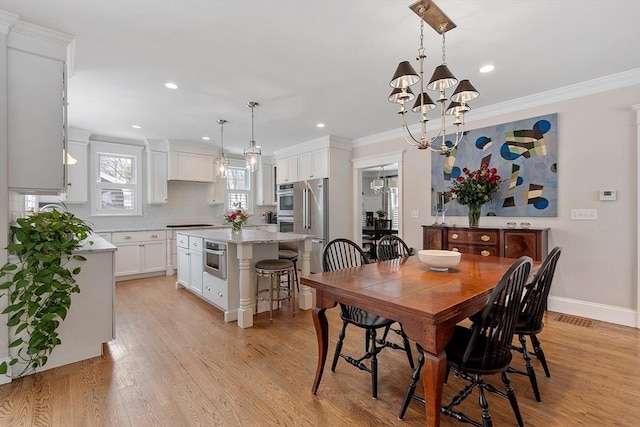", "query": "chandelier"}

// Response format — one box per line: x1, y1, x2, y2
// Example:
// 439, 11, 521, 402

215, 119, 229, 178
388, 0, 479, 154
370, 166, 398, 194
370, 166, 385, 193
244, 101, 262, 172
